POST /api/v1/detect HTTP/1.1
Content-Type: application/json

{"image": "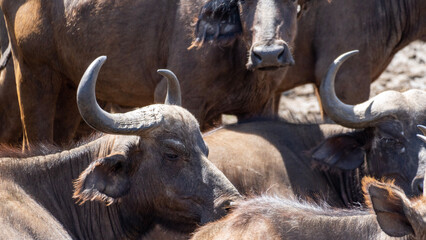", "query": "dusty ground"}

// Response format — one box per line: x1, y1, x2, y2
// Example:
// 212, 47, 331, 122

278, 41, 426, 119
